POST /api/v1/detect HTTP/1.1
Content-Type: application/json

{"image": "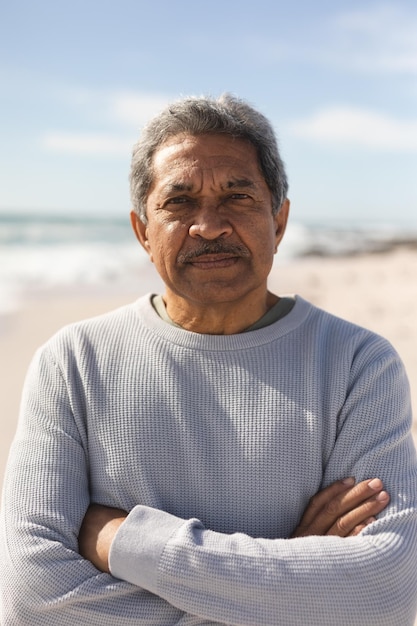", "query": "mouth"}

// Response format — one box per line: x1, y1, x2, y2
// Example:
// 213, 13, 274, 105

187, 254, 240, 270
177, 242, 250, 269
